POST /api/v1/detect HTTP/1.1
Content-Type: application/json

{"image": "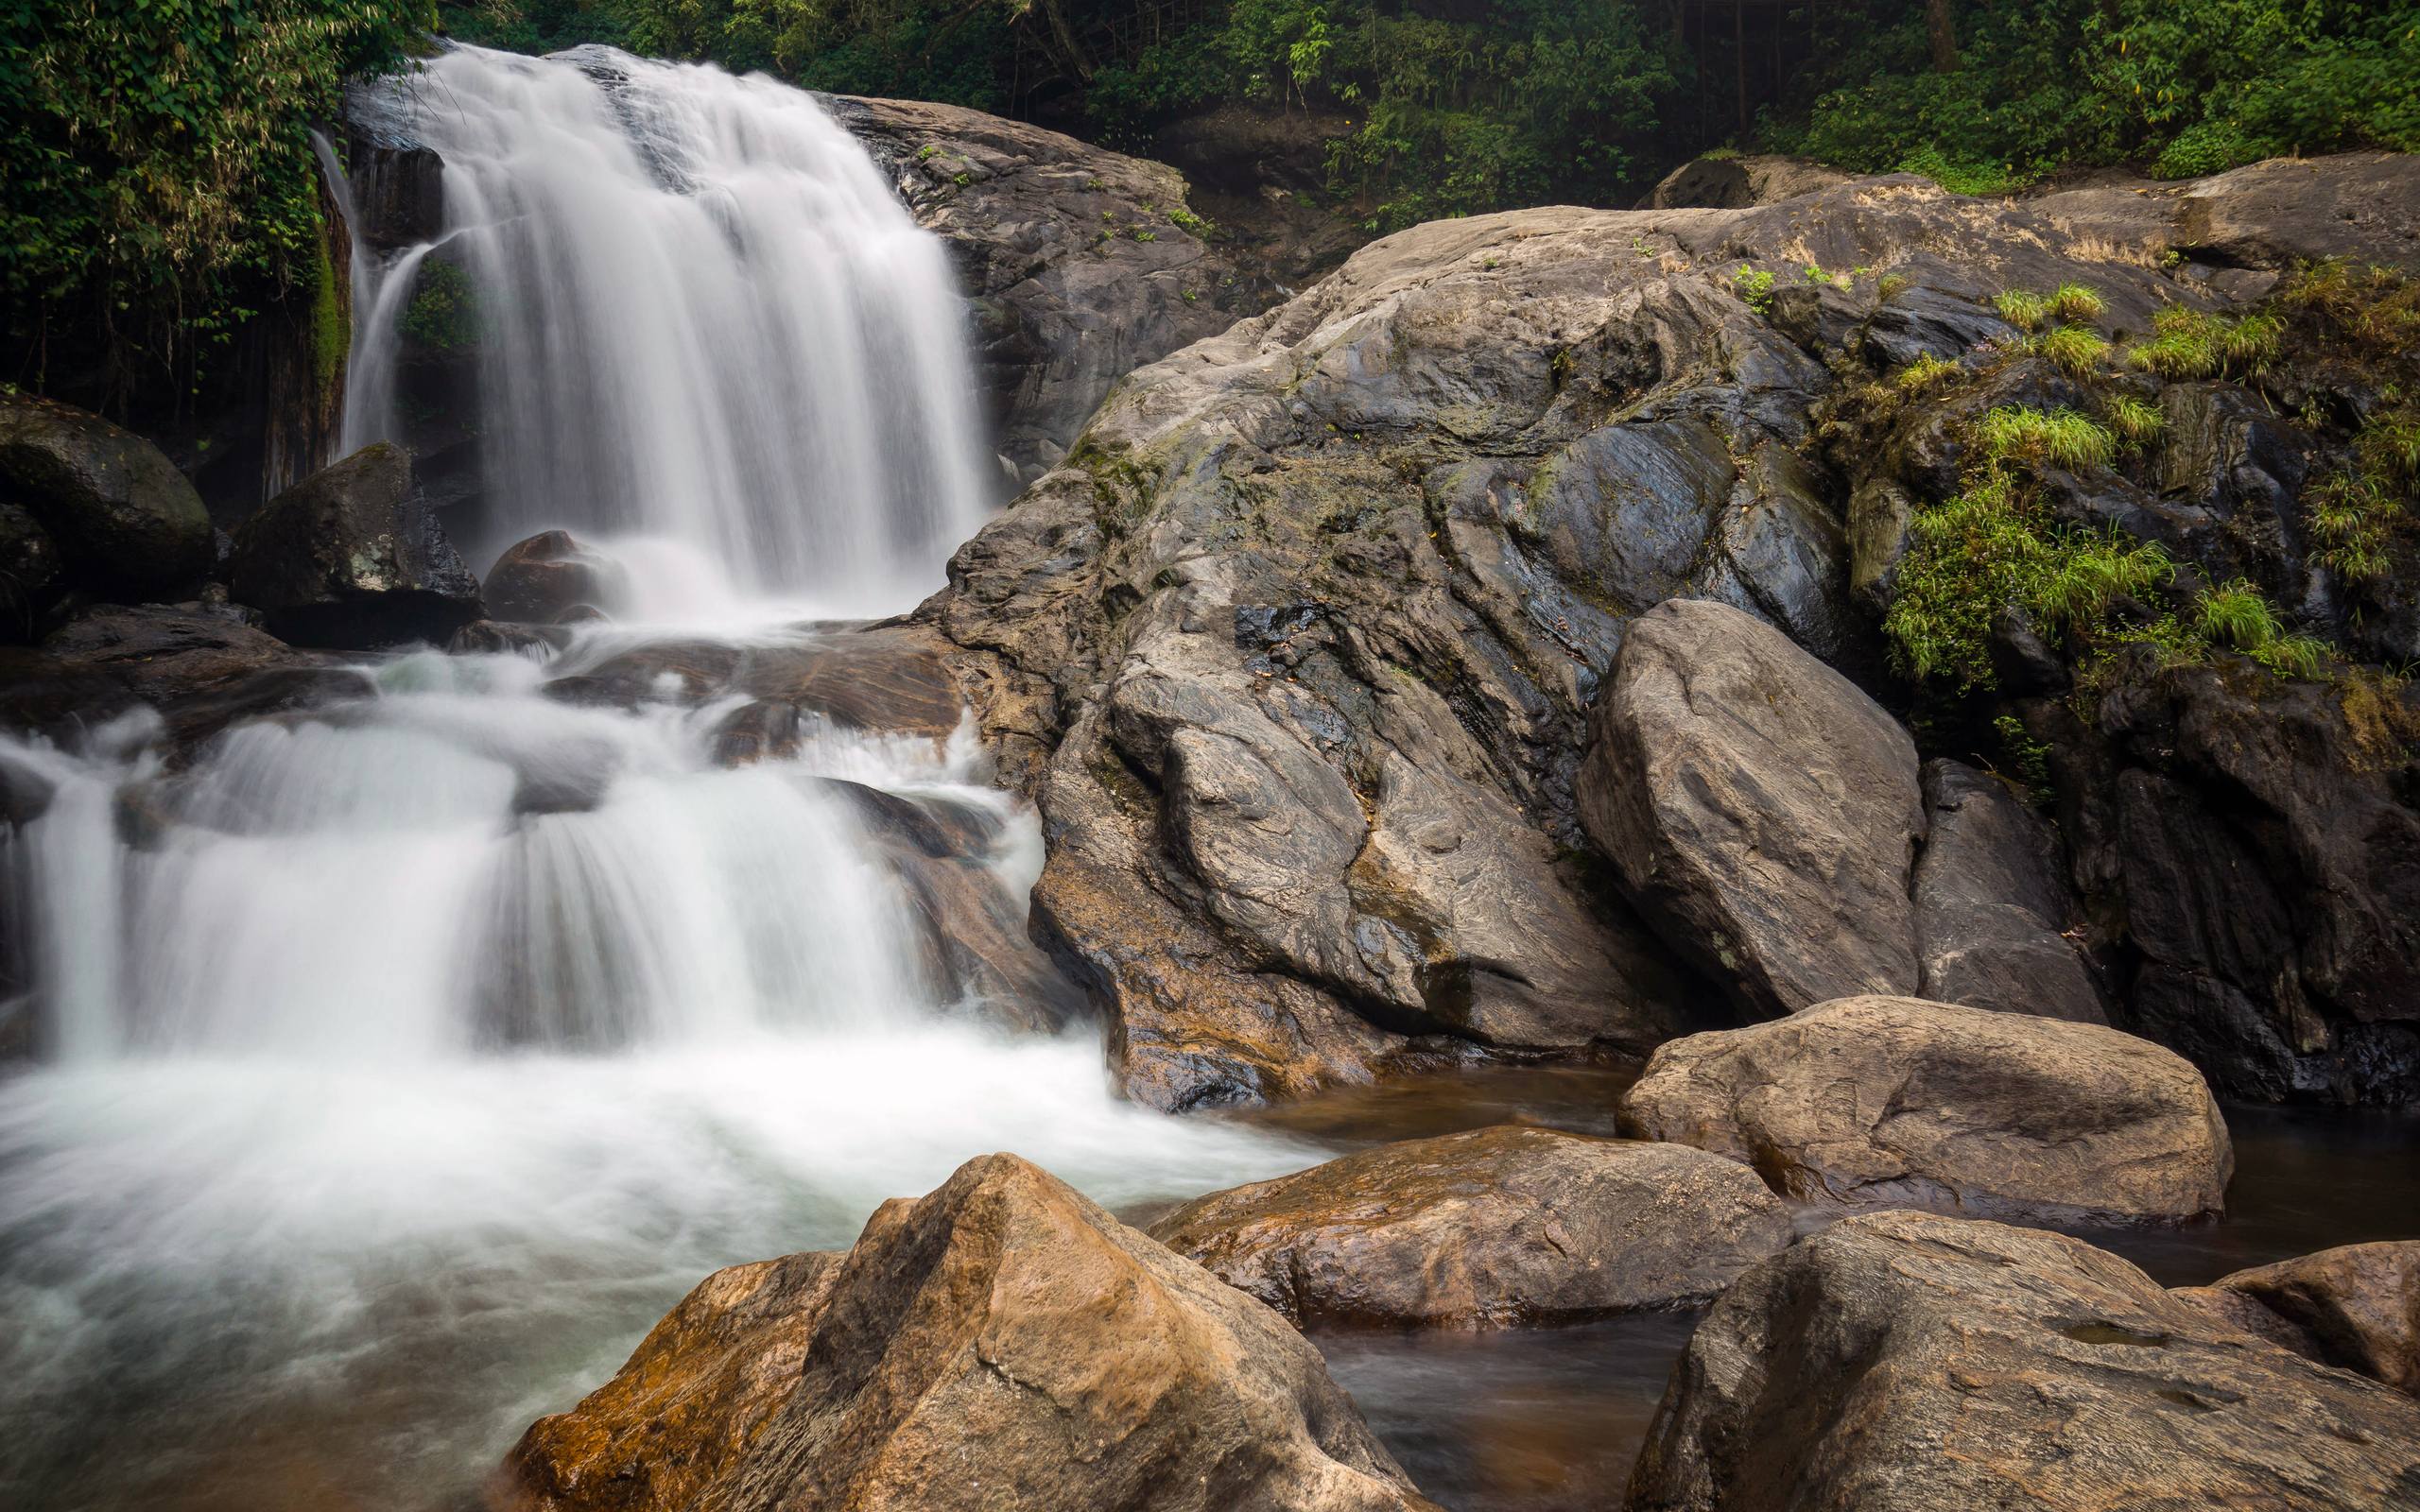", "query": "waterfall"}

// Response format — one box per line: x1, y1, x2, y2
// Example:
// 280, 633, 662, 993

0, 45, 1316, 1512
344, 43, 994, 611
